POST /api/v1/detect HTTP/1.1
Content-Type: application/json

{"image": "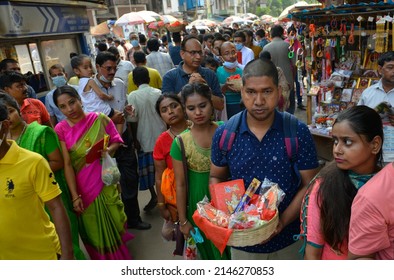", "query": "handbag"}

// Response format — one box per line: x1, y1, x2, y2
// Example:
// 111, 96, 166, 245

173, 135, 189, 256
